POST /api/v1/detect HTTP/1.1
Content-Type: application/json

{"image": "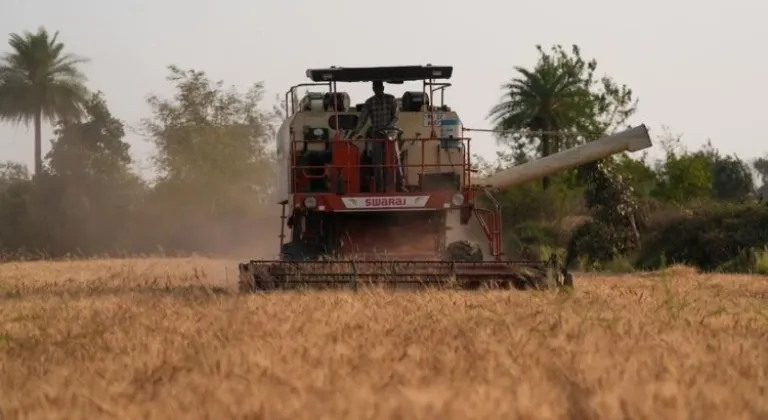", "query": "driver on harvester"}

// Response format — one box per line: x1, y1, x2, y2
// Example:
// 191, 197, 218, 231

352, 80, 406, 192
